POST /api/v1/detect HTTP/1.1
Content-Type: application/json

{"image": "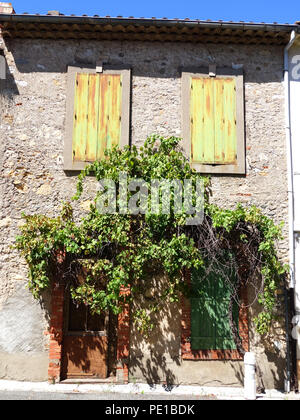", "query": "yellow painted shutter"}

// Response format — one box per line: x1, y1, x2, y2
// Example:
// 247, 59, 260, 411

190, 76, 237, 165
72, 73, 122, 163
